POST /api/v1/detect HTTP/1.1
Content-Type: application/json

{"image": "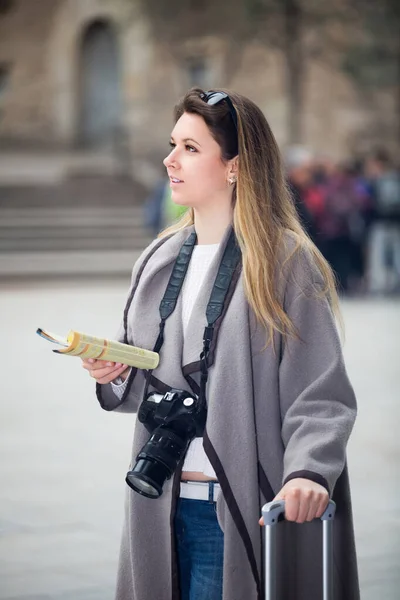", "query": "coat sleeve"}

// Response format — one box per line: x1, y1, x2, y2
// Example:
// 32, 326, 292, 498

95, 322, 145, 414
278, 256, 357, 495
95, 237, 163, 413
